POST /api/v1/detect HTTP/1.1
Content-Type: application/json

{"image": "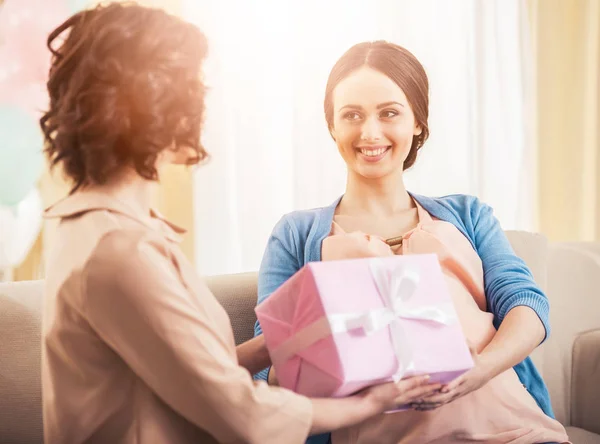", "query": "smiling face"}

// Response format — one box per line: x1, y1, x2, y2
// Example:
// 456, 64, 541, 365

330, 67, 422, 181
324, 42, 430, 182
